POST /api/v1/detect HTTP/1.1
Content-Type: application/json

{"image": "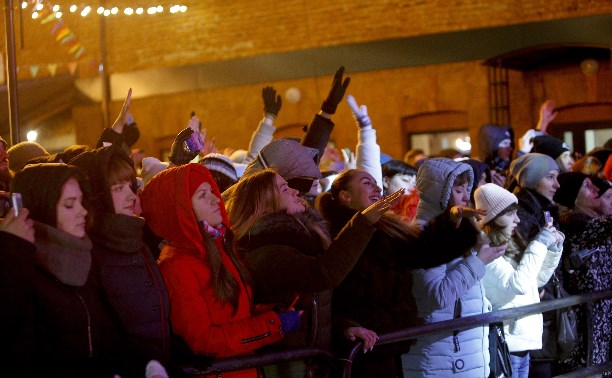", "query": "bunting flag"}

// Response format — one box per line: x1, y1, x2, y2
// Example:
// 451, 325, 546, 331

34, 3, 96, 71
67, 61, 78, 75
29, 65, 40, 78
47, 64, 58, 76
